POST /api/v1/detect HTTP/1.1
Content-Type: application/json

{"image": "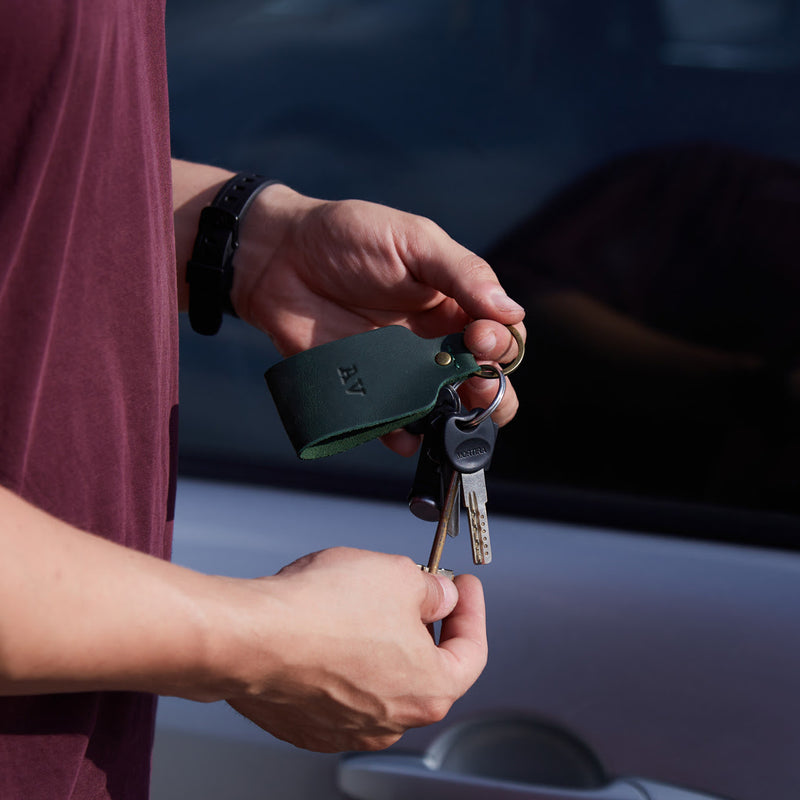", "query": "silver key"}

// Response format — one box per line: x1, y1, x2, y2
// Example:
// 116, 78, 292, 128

443, 411, 497, 566
461, 469, 492, 565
